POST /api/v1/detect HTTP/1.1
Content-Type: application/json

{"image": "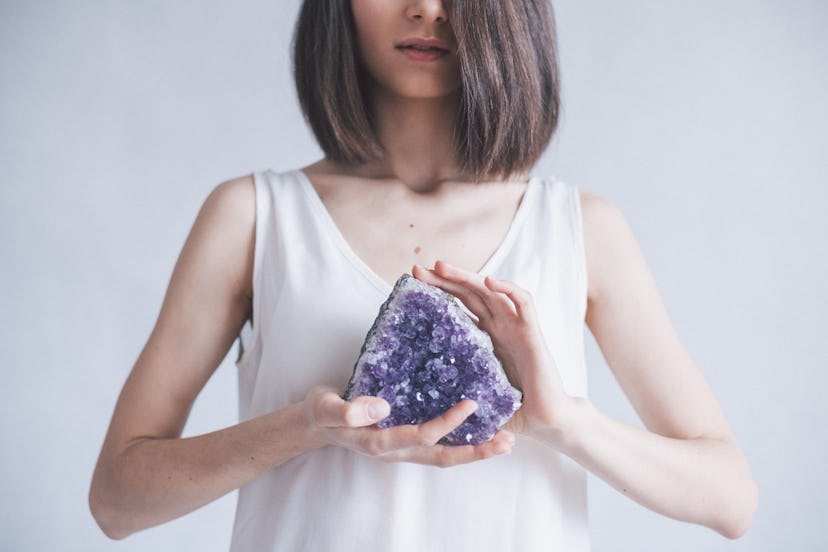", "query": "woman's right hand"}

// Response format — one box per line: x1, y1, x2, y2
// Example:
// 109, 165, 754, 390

303, 386, 515, 467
